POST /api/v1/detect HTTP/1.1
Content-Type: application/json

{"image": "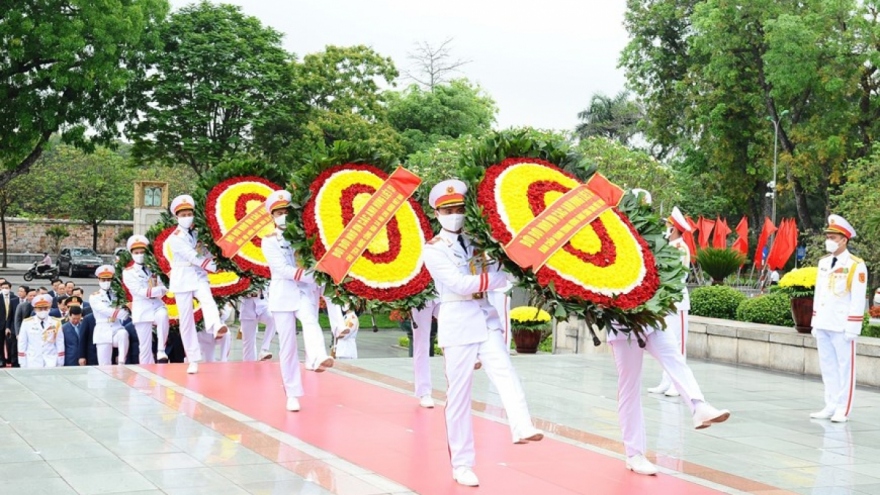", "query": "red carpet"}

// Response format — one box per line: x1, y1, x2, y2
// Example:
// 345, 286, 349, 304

144, 362, 728, 494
